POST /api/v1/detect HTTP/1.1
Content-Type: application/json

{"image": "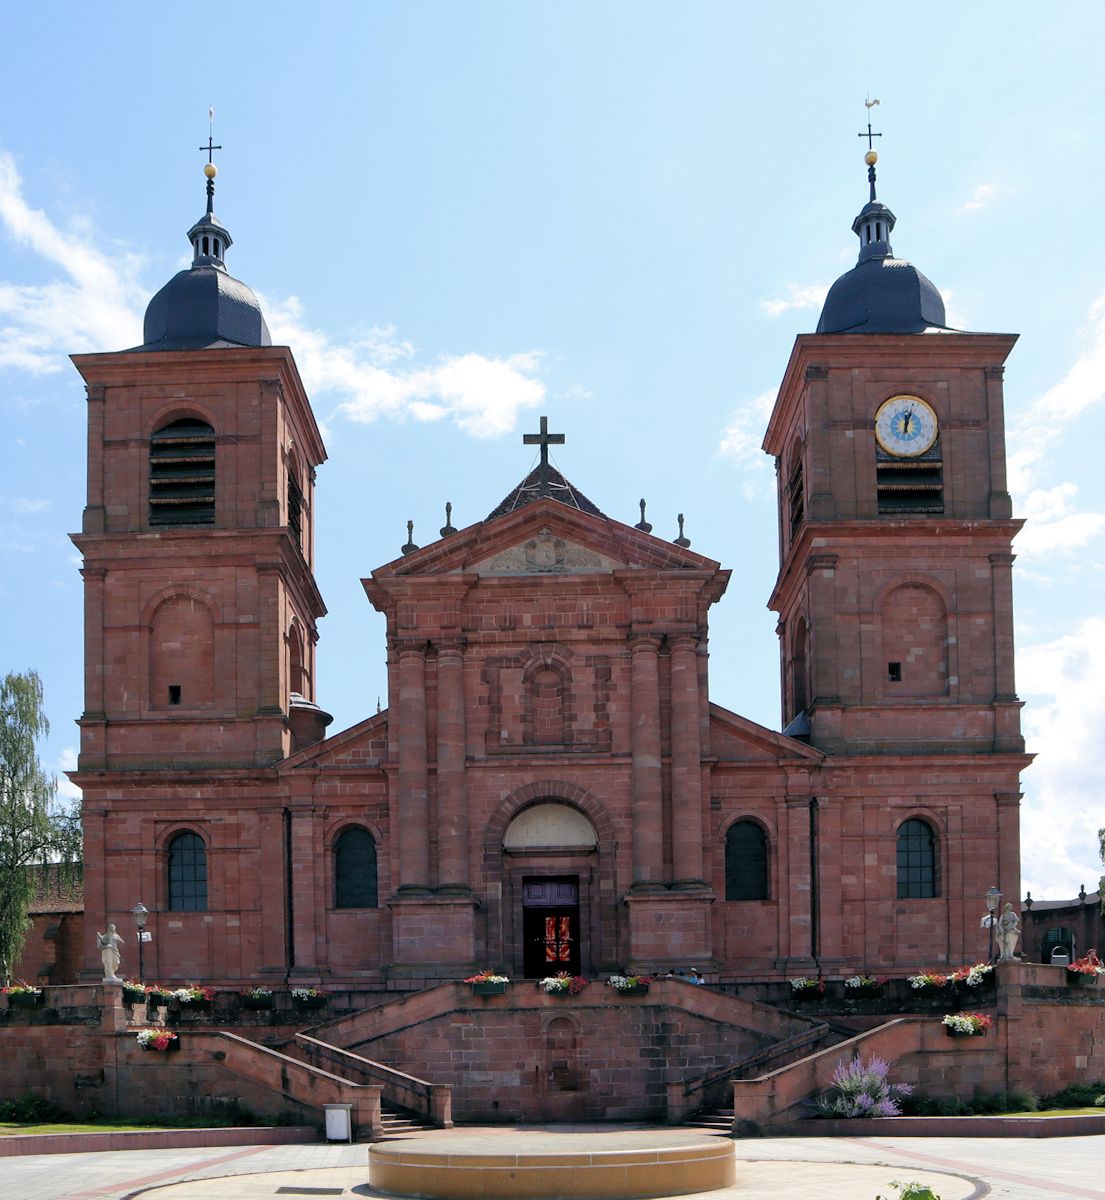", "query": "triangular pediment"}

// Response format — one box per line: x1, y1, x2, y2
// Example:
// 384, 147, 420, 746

709, 703, 824, 763
280, 710, 390, 771
370, 498, 723, 581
